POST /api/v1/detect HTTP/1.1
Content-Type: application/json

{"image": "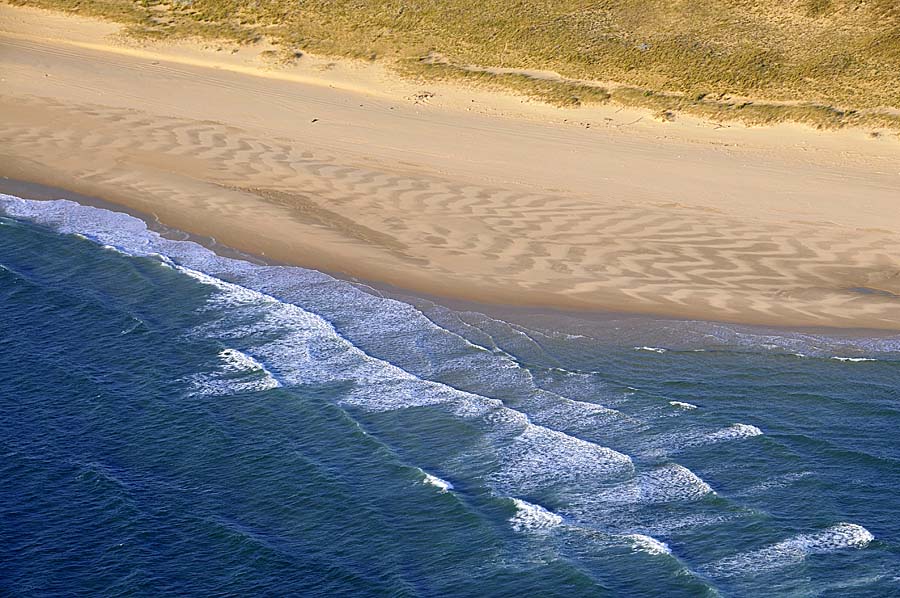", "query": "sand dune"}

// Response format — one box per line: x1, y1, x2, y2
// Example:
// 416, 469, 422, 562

2, 5, 900, 330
